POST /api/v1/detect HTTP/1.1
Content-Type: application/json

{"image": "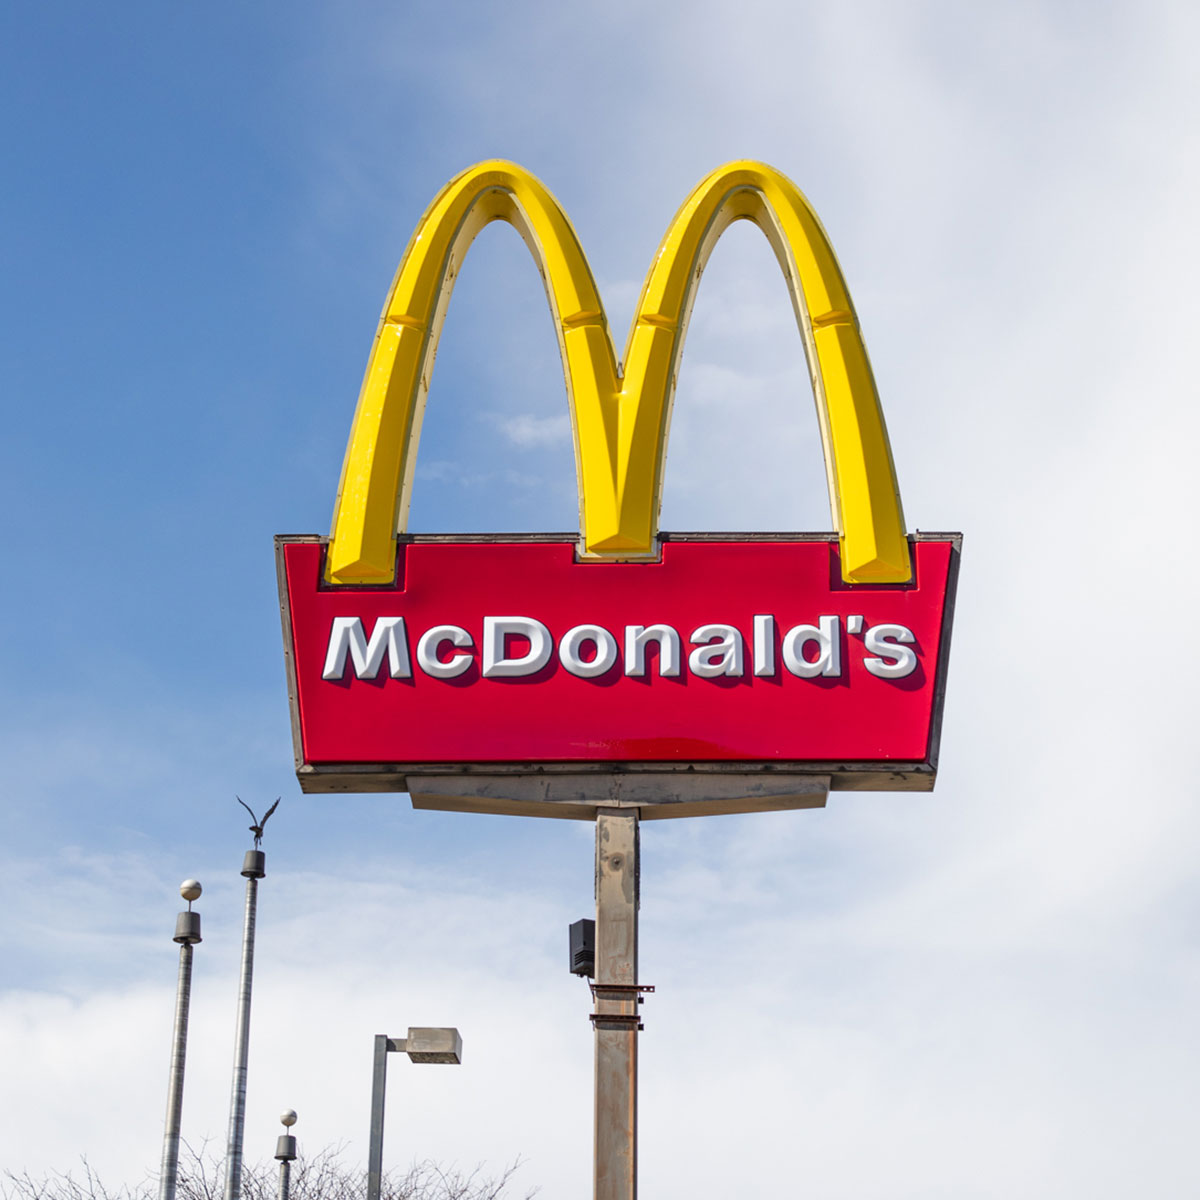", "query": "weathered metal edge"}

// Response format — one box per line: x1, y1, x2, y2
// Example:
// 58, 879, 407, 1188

922, 533, 963, 778
294, 760, 933, 797
274, 534, 309, 776
406, 772, 830, 821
